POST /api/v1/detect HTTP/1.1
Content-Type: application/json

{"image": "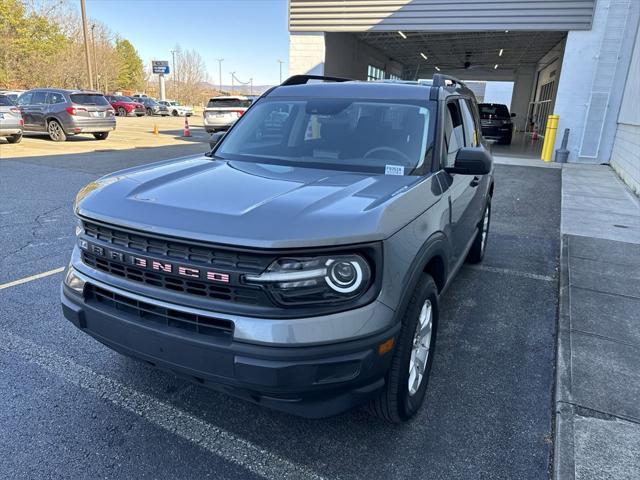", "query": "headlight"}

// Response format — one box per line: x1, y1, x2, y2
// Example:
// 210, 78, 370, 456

64, 266, 86, 295
245, 254, 372, 306
75, 218, 83, 236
